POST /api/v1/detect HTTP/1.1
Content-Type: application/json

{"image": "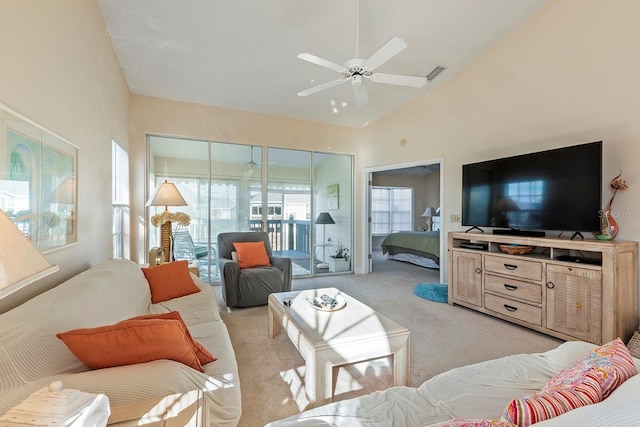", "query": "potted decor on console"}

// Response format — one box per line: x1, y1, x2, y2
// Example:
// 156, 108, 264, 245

328, 242, 350, 272
594, 172, 628, 240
